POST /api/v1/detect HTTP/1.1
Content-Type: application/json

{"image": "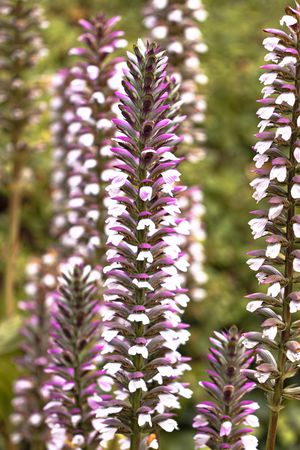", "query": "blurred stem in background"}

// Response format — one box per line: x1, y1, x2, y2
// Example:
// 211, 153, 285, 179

4, 149, 24, 317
